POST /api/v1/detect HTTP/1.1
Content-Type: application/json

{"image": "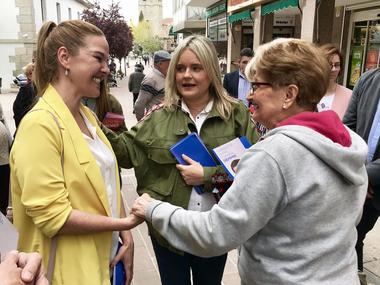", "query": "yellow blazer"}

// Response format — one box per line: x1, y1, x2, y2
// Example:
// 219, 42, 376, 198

11, 85, 121, 285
